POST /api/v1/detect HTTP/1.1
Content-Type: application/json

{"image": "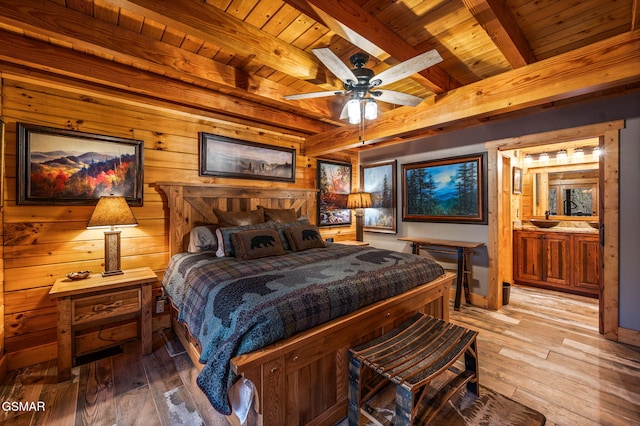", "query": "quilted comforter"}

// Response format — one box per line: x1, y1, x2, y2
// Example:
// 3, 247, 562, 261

161, 243, 445, 414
